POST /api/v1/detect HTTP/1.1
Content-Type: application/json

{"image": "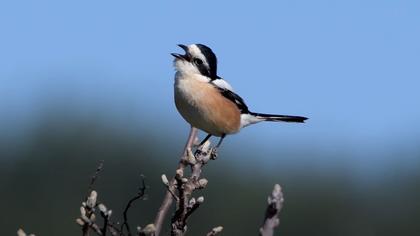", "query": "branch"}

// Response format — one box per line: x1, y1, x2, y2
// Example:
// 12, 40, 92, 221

153, 127, 198, 236
170, 141, 214, 236
87, 160, 104, 198
21, 131, 288, 236
259, 184, 284, 236
78, 162, 143, 236
81, 160, 105, 236
154, 126, 219, 236
77, 190, 117, 236
120, 175, 147, 236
